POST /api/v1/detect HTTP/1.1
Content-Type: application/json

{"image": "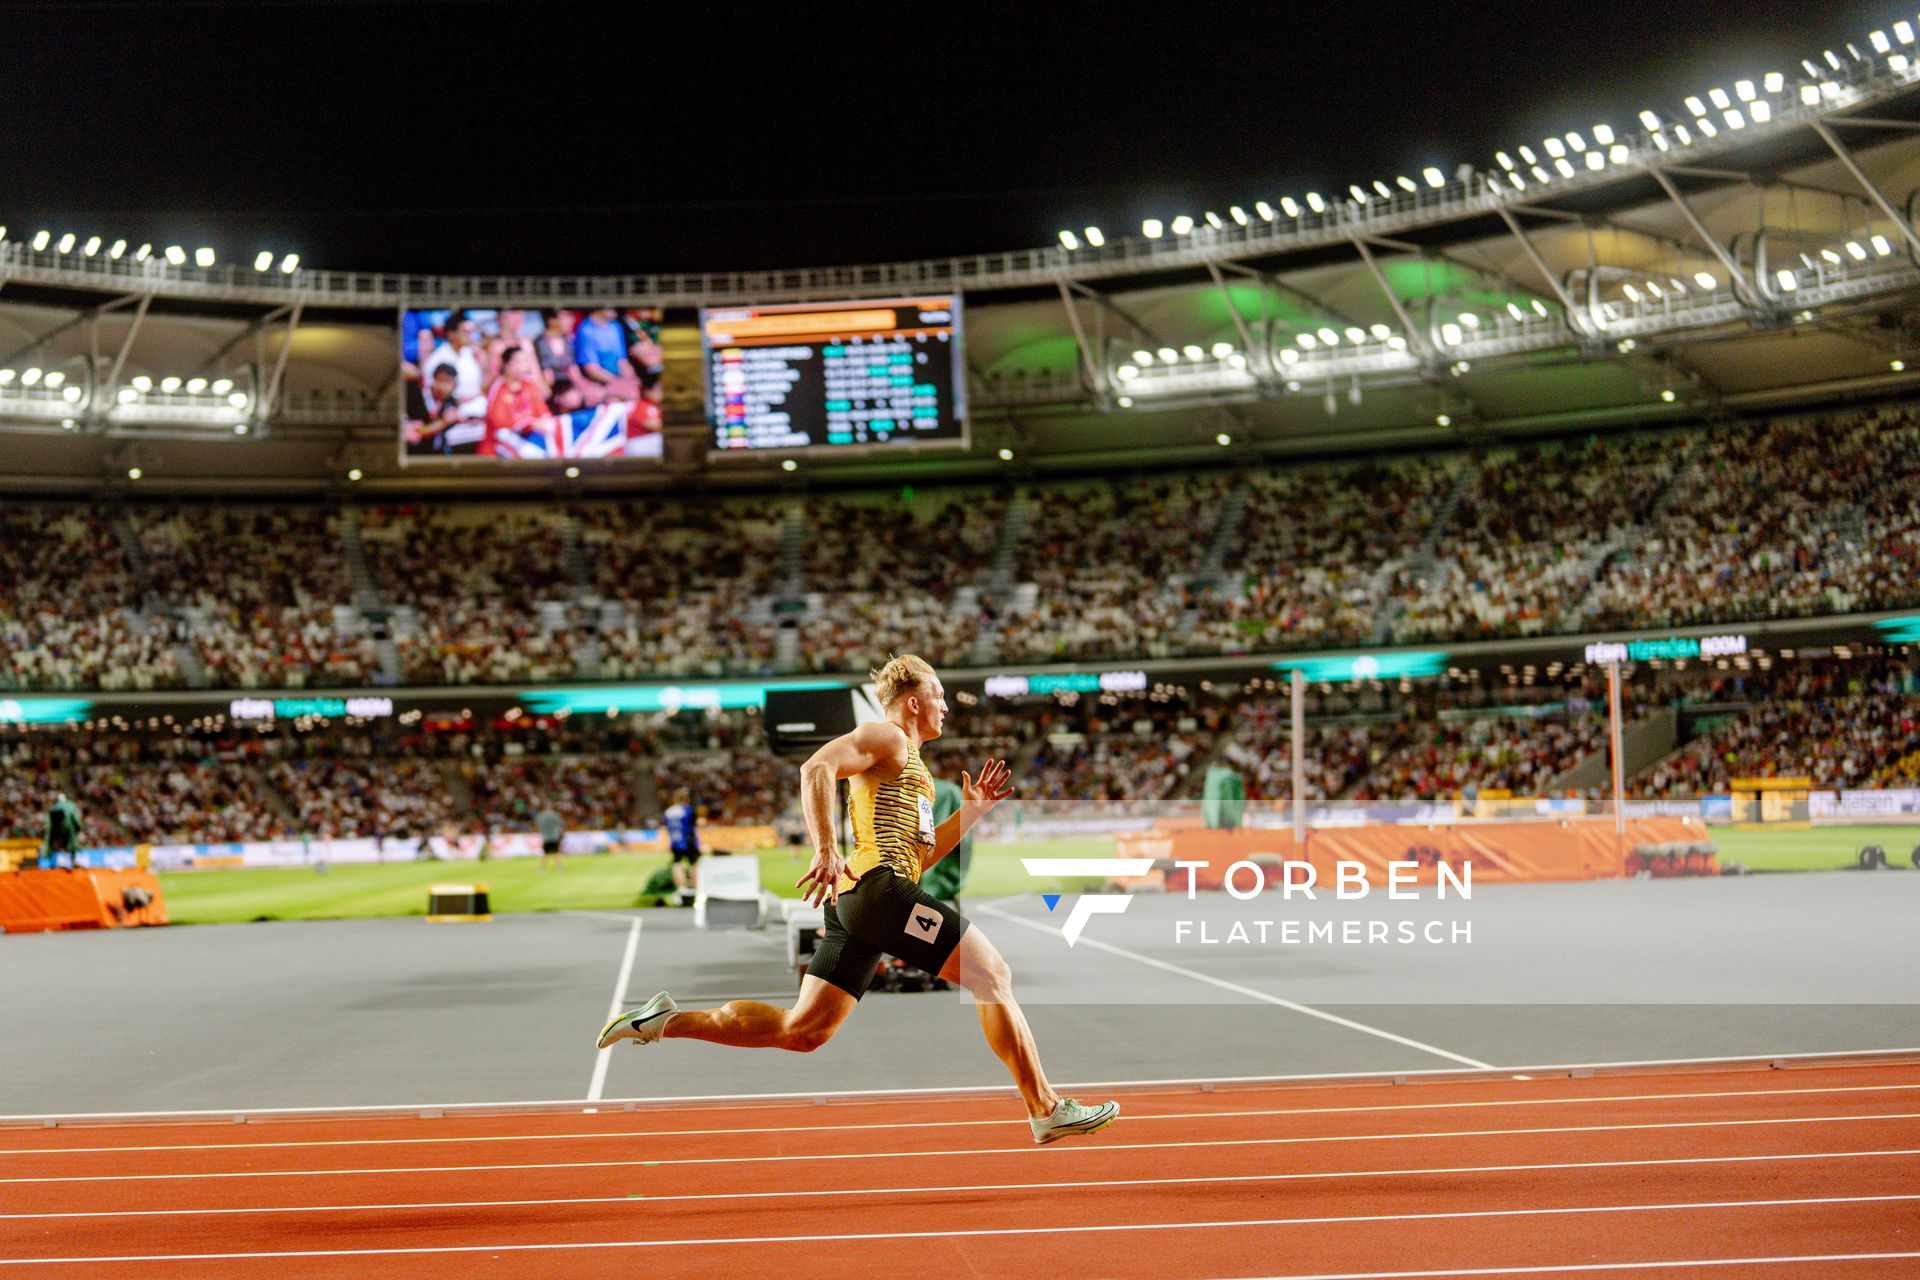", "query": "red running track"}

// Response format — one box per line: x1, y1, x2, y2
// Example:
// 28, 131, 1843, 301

3, 1059, 1920, 1278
